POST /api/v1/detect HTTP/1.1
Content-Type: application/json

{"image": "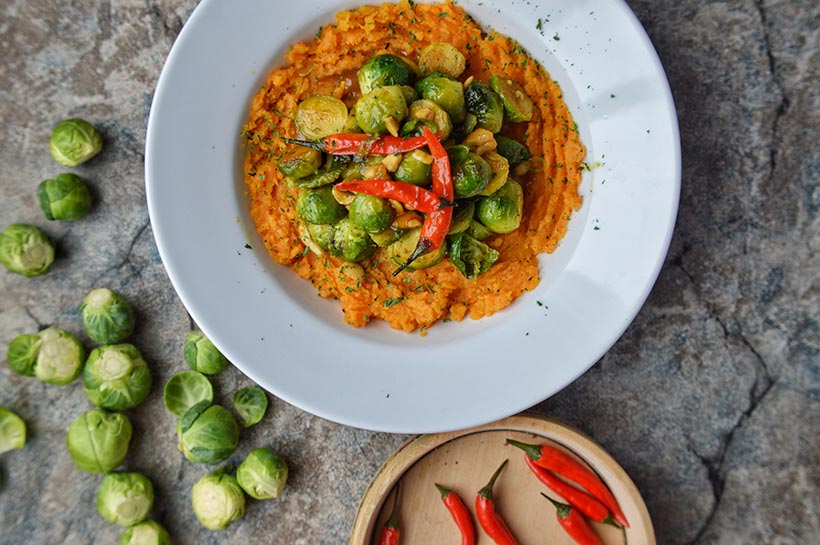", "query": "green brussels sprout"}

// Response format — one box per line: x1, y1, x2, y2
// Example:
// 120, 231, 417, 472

355, 86, 408, 135
446, 144, 470, 165
415, 74, 466, 123
349, 194, 395, 234
418, 43, 467, 78
476, 179, 524, 234
285, 158, 343, 189
0, 223, 55, 277
231, 386, 268, 428
306, 223, 335, 251
480, 151, 510, 196
96, 472, 154, 527
79, 288, 136, 345
407, 99, 453, 139
0, 407, 26, 454
468, 219, 493, 241
191, 467, 246, 530
184, 331, 229, 375
177, 401, 239, 465
296, 186, 347, 225
341, 155, 383, 181
343, 109, 363, 133
6, 333, 41, 376
452, 152, 492, 198
277, 146, 322, 179
294, 95, 348, 141
37, 173, 93, 221
236, 448, 288, 500
119, 520, 171, 545
369, 225, 405, 247
399, 85, 420, 105
34, 327, 86, 385
164, 370, 214, 418
394, 150, 433, 186
66, 409, 132, 473
495, 135, 531, 166
465, 82, 504, 133
357, 54, 413, 95
448, 233, 500, 279
387, 227, 446, 271
49, 118, 103, 167
328, 218, 378, 263
84, 344, 151, 411
399, 118, 437, 138
489, 75, 534, 122
448, 201, 476, 235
